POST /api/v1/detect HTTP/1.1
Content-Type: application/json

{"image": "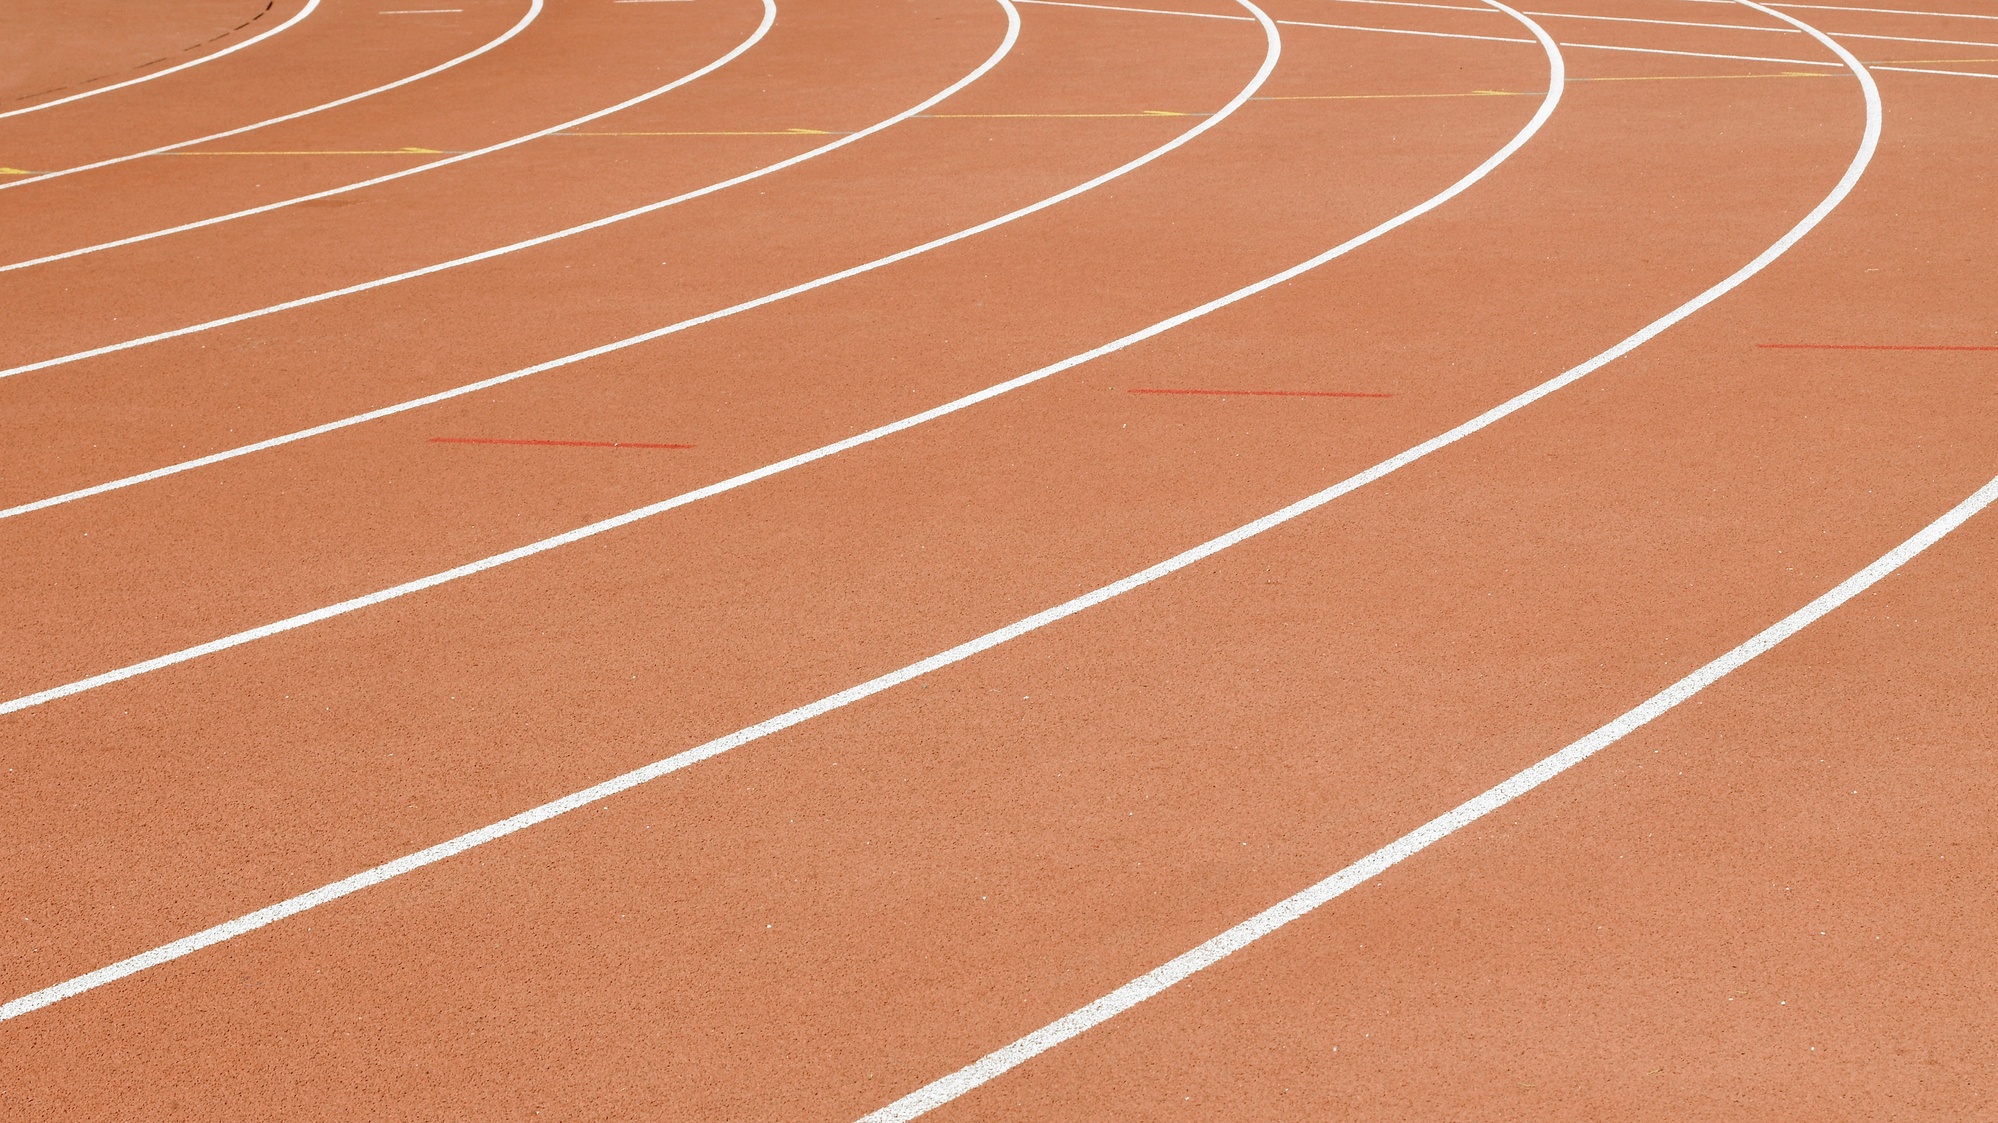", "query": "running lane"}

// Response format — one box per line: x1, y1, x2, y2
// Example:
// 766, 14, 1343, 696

0, 0, 754, 274
0, 0, 289, 109
0, 0, 988, 375
0, 9, 1910, 1118
889, 52, 1994, 1119
0, 0, 489, 170
0, 0, 308, 115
